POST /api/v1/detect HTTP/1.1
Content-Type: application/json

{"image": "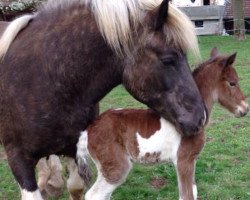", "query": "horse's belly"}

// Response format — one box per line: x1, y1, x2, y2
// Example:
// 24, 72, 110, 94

135, 118, 181, 164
